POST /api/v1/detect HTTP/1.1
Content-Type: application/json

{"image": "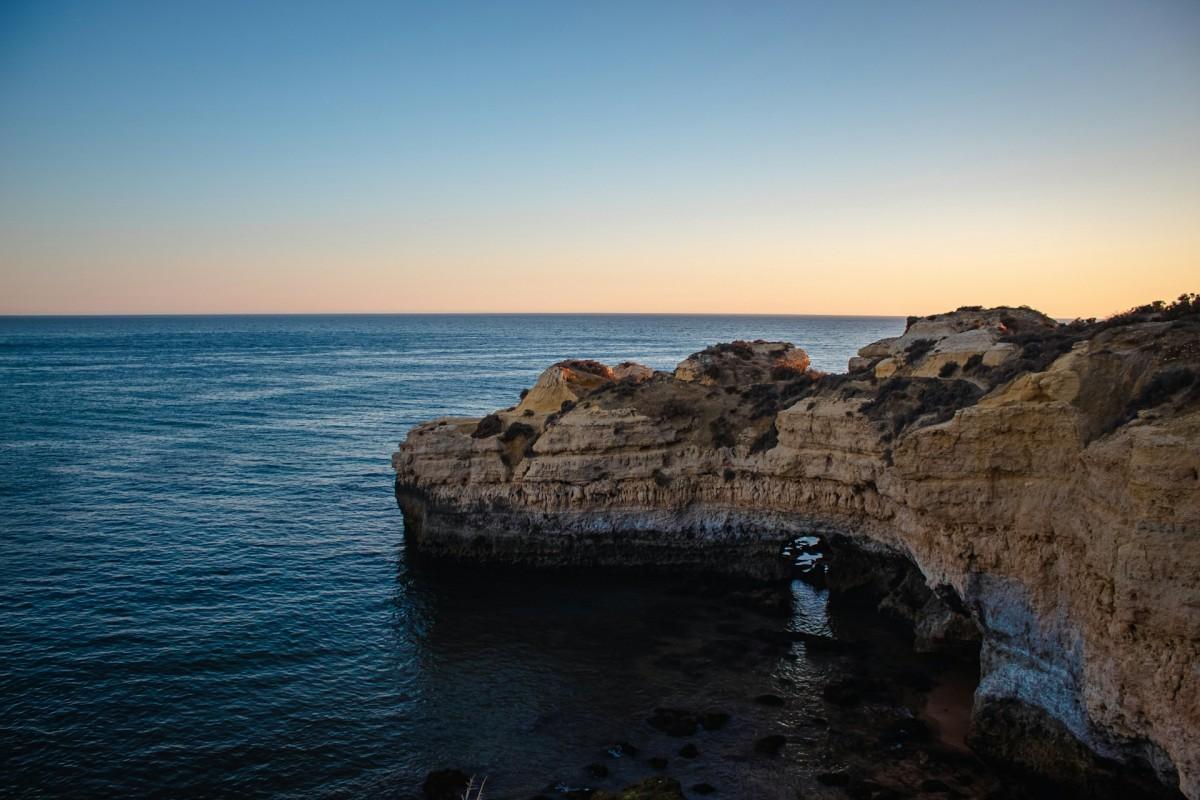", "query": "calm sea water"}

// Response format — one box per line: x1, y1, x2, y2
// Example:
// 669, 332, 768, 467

0, 315, 905, 799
